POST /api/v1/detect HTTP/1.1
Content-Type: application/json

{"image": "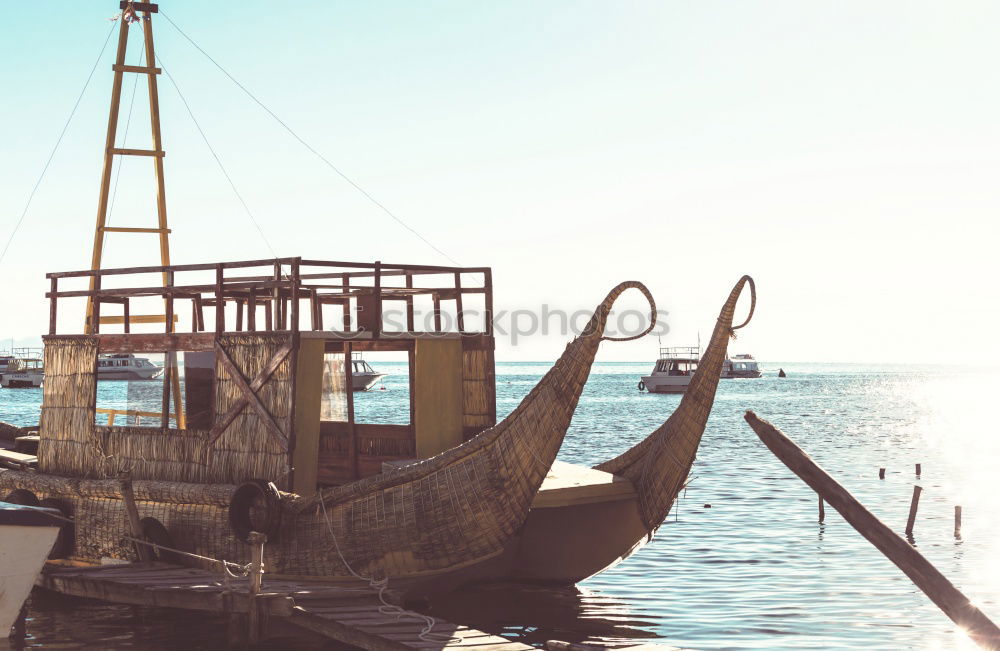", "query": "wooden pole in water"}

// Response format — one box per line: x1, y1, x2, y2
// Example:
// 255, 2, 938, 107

879, 467, 886, 480
955, 506, 963, 538
744, 411, 1000, 649
818, 496, 825, 523
906, 485, 923, 537
916, 463, 922, 477
247, 531, 266, 644
118, 471, 152, 563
